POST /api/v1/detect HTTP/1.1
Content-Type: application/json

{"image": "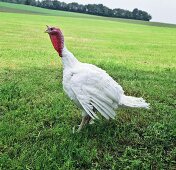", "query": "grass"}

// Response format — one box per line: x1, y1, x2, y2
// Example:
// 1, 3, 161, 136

0, 2, 176, 170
